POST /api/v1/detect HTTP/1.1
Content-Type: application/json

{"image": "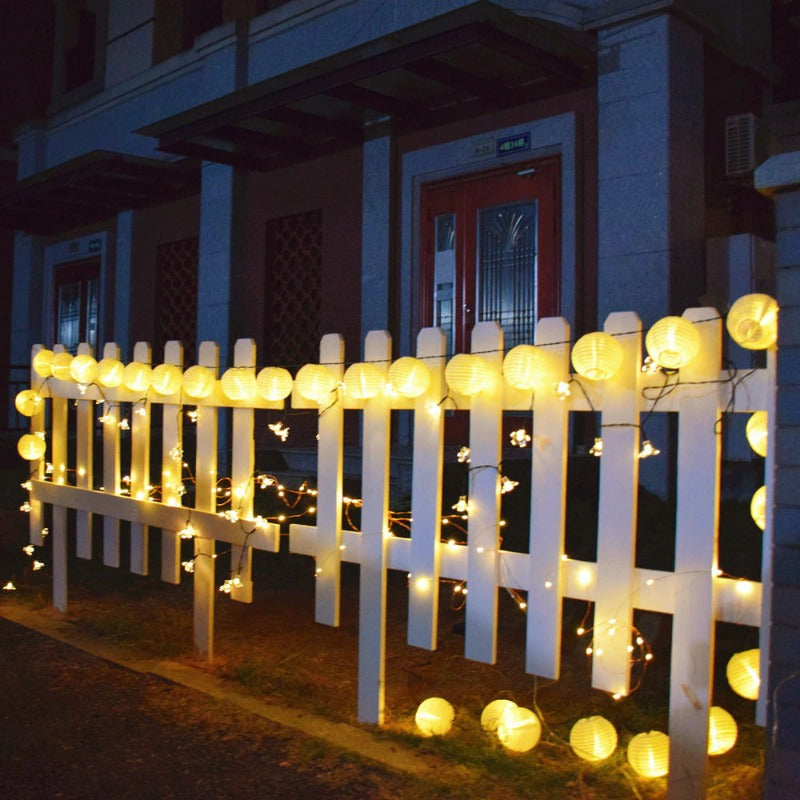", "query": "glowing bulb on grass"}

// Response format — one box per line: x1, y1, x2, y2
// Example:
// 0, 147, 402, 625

343, 362, 383, 399
32, 349, 54, 377
123, 362, 152, 392
627, 731, 669, 778
295, 364, 337, 404
51, 351, 74, 381
503, 345, 551, 391
708, 706, 738, 755
497, 706, 541, 753
569, 716, 618, 762
97, 358, 124, 387
727, 649, 760, 700
571, 332, 623, 381
746, 411, 768, 457
645, 316, 700, 369
726, 293, 778, 350
480, 699, 517, 732
257, 367, 293, 401
445, 354, 490, 396
151, 364, 182, 395
388, 357, 430, 398
221, 367, 256, 401
15, 390, 42, 417
415, 697, 454, 737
